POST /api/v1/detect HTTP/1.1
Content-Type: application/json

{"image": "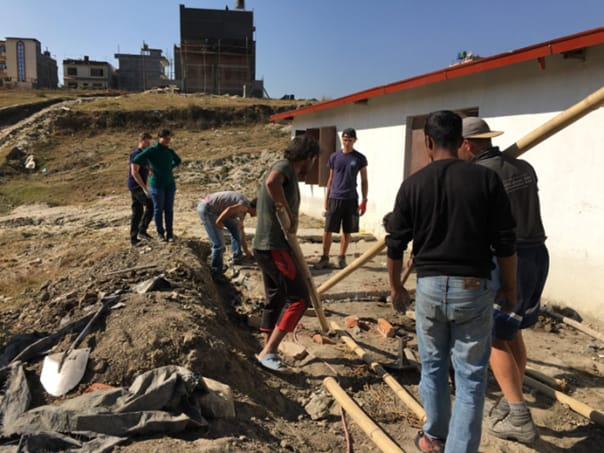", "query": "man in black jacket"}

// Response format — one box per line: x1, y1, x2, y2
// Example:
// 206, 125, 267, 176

386, 111, 517, 452
460, 116, 548, 444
